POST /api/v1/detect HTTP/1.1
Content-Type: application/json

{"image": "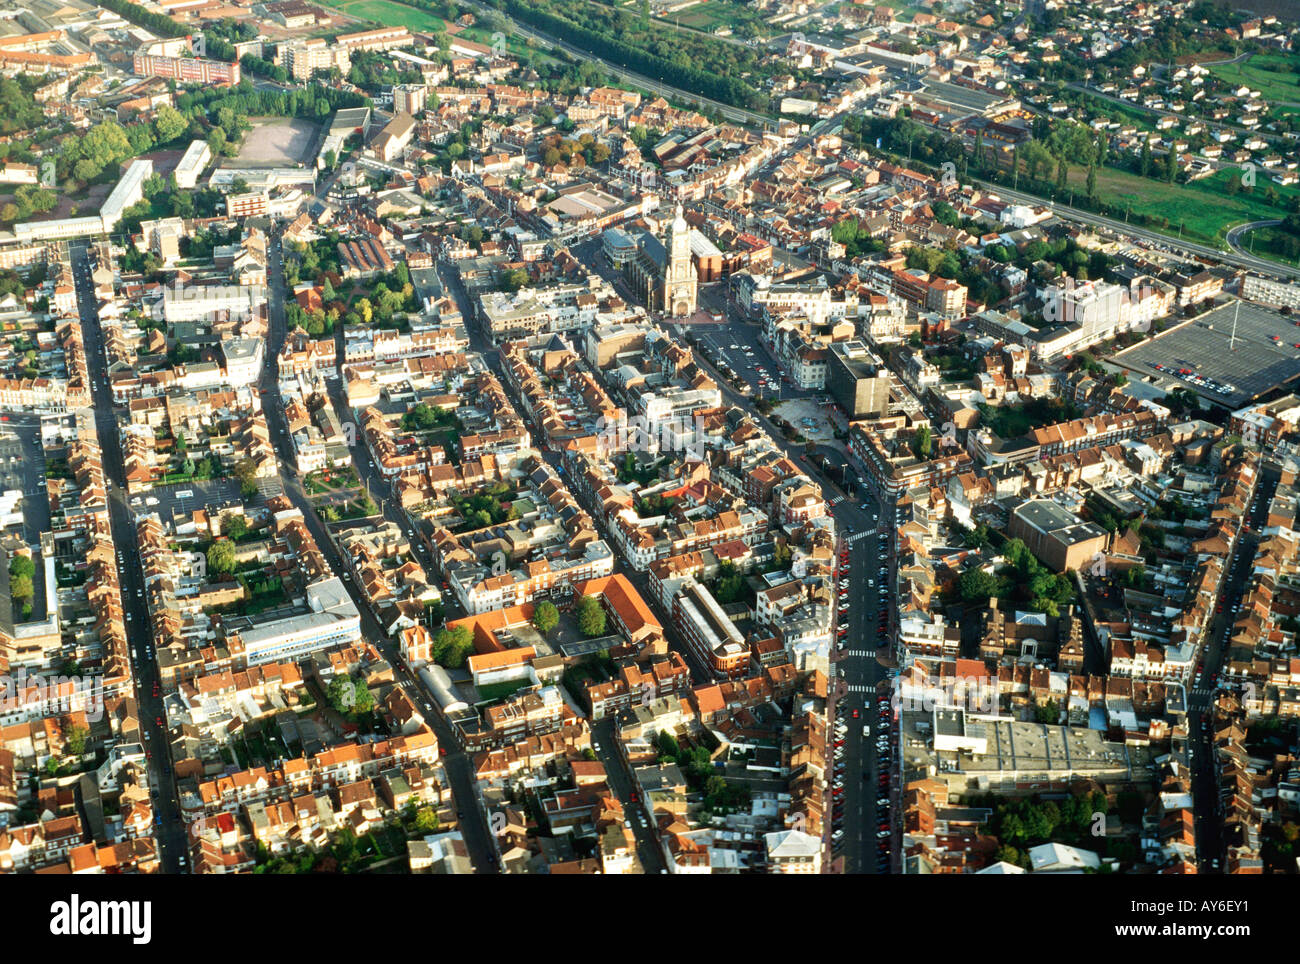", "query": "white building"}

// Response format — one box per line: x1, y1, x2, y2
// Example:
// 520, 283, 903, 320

174, 140, 212, 190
